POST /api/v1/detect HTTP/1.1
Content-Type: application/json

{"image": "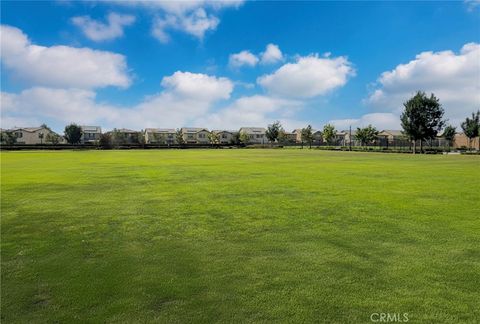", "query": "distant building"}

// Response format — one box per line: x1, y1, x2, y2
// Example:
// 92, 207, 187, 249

80, 126, 101, 144
144, 128, 176, 144
377, 130, 405, 142
212, 130, 237, 144
107, 128, 140, 144
239, 127, 266, 144
4, 126, 58, 145
181, 127, 210, 144
453, 133, 480, 150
